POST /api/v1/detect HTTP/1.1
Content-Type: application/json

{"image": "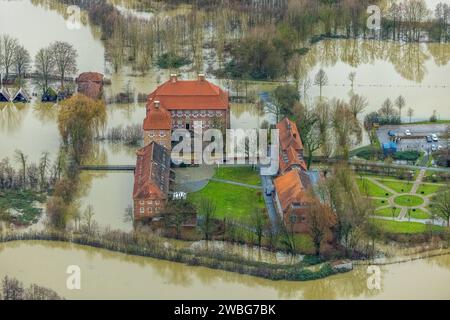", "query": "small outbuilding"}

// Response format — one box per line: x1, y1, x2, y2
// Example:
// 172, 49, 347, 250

76, 72, 104, 100
0, 87, 11, 102
12, 88, 31, 103
41, 87, 58, 102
